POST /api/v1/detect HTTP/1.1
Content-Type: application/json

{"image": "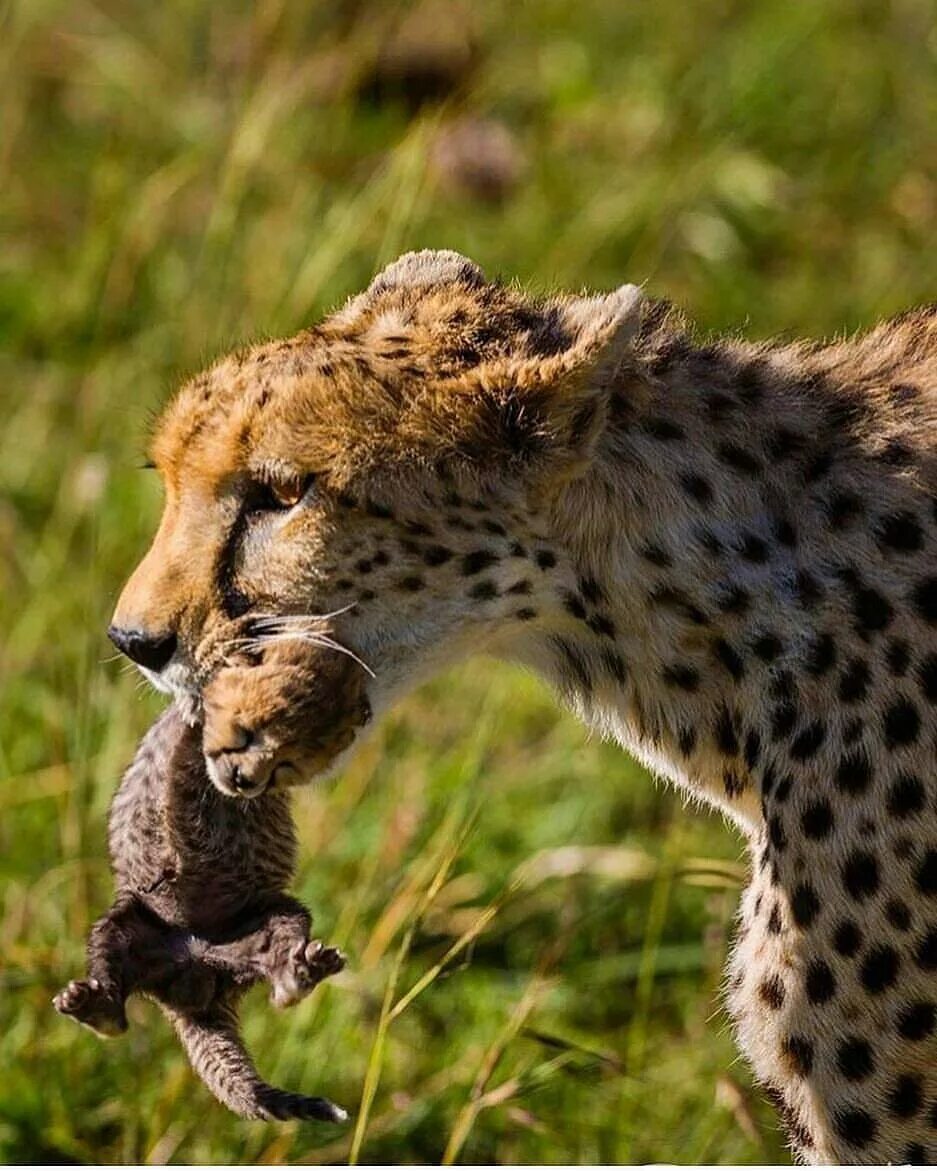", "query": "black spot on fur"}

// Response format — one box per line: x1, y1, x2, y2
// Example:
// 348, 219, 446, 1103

805, 958, 835, 1004
516, 607, 537, 621
806, 632, 836, 676
601, 648, 628, 685
883, 698, 920, 747
717, 584, 750, 614
651, 587, 707, 625
773, 517, 797, 546
839, 658, 870, 702
579, 576, 605, 605
677, 725, 697, 757
758, 975, 785, 1009
837, 1037, 874, 1080
640, 543, 672, 568
834, 919, 862, 957
878, 511, 924, 553
399, 576, 425, 592
587, 614, 616, 639
468, 580, 498, 600
535, 550, 557, 570
836, 751, 873, 796
643, 416, 685, 441
704, 392, 735, 422
843, 571, 894, 637
553, 637, 592, 693
833, 1108, 876, 1148
714, 706, 739, 756
912, 577, 937, 623
365, 499, 393, 520
791, 883, 820, 928
462, 550, 498, 576
802, 800, 834, 840
915, 930, 937, 970
753, 633, 783, 662
795, 569, 824, 608
740, 533, 769, 563
805, 449, 833, 482
506, 580, 532, 596
917, 654, 937, 700
886, 638, 911, 677
771, 702, 798, 741
882, 438, 913, 466
717, 442, 762, 475
562, 590, 587, 620
897, 1001, 936, 1040
888, 773, 925, 818
766, 427, 805, 460
790, 721, 826, 761
713, 638, 745, 680
843, 851, 880, 901
915, 850, 937, 896
660, 665, 698, 688
681, 472, 713, 504
860, 945, 900, 993
828, 490, 863, 529
783, 1035, 814, 1077
886, 899, 912, 931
